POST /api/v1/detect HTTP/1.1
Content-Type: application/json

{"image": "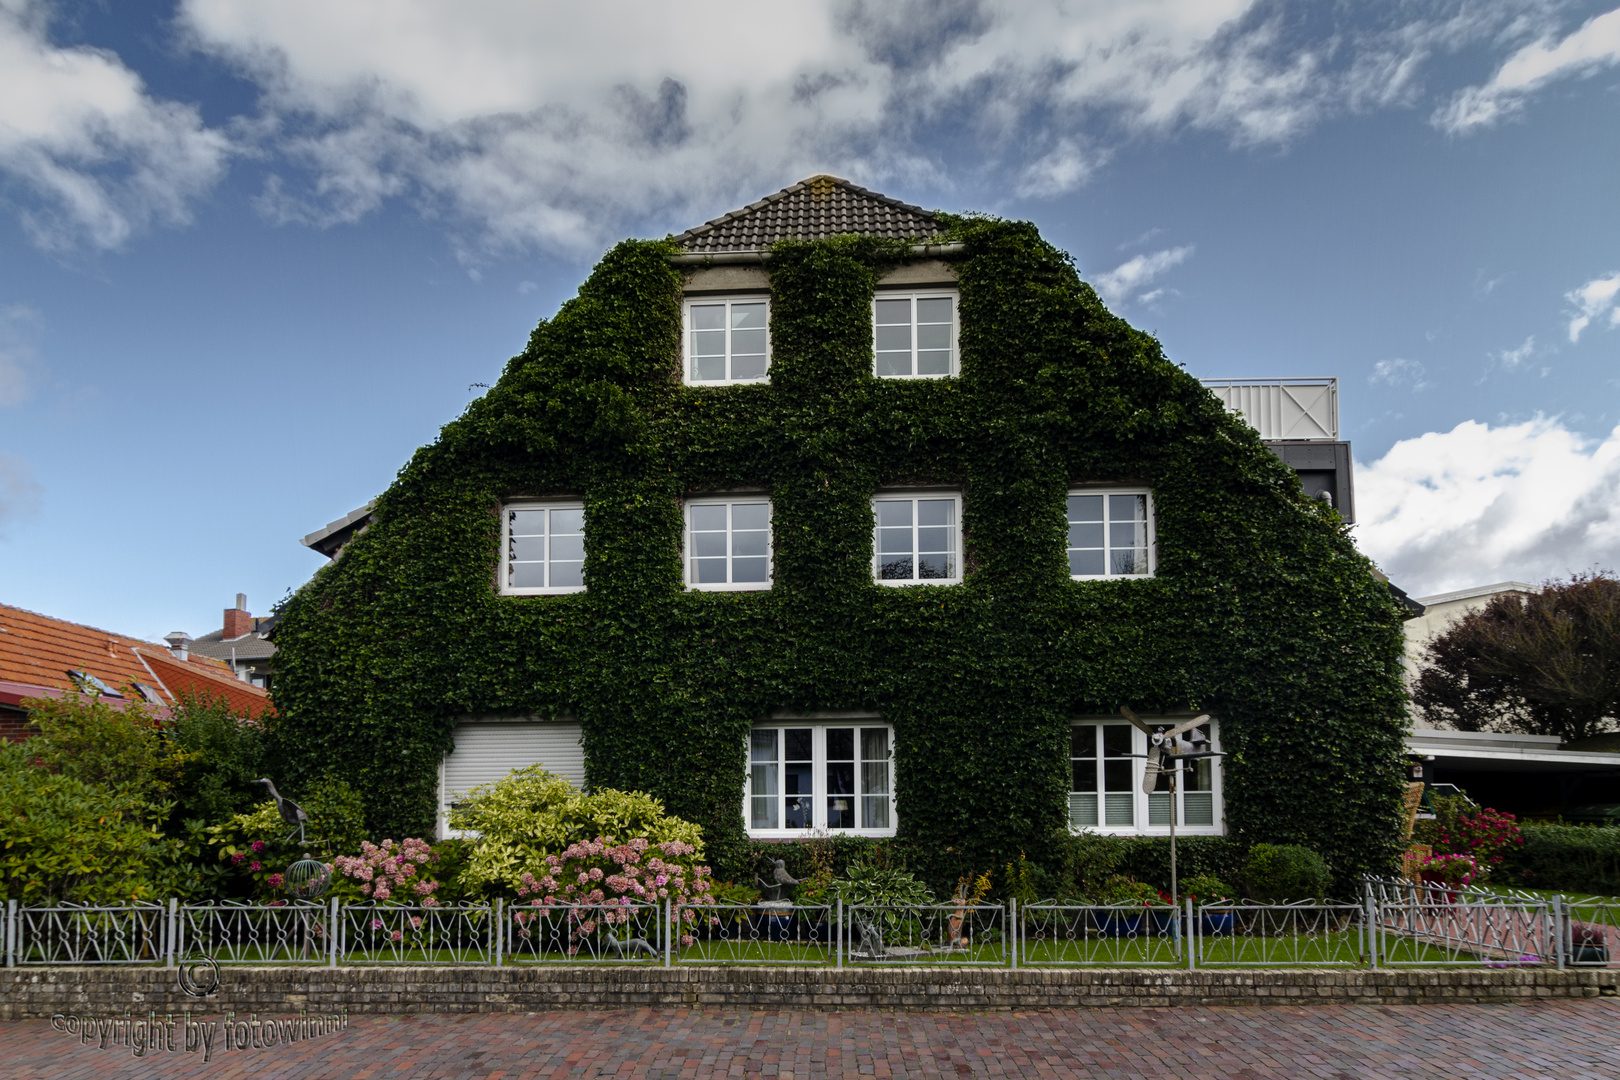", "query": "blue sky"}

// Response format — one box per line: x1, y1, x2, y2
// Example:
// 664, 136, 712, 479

2, 0, 1620, 642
